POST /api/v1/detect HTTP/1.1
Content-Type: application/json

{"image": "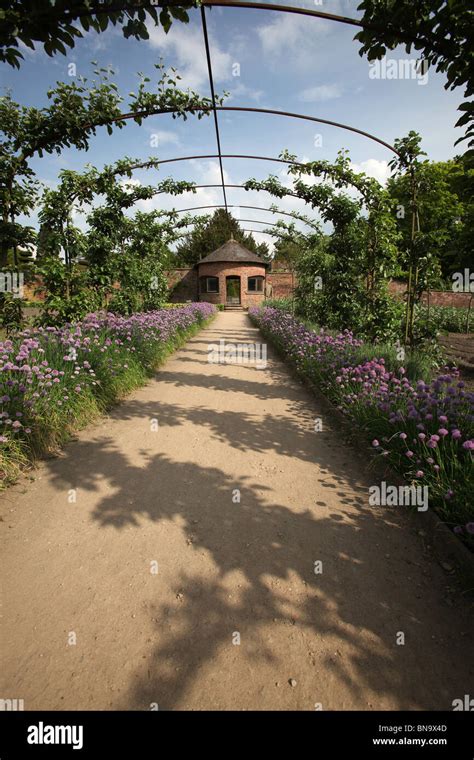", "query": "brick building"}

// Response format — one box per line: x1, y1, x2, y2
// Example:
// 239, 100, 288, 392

168, 238, 272, 309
